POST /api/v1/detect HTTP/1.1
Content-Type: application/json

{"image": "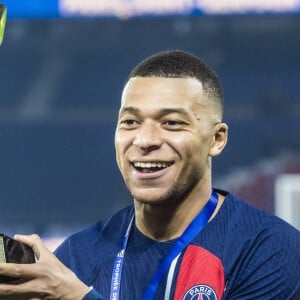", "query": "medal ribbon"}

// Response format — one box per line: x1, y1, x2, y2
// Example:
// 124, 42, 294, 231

110, 190, 218, 300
